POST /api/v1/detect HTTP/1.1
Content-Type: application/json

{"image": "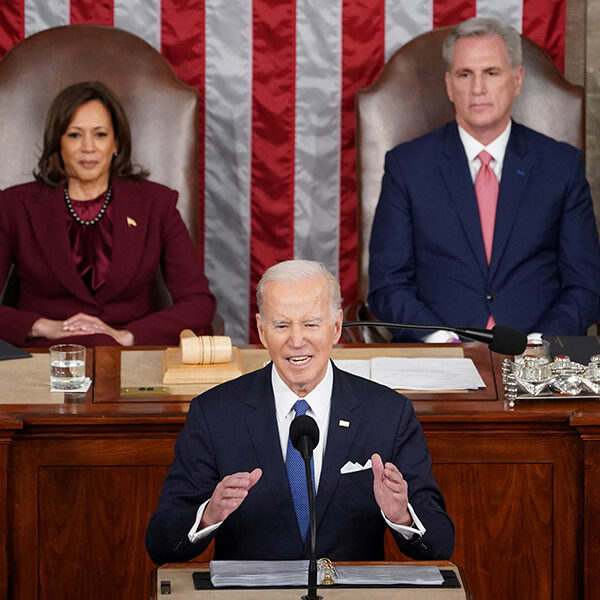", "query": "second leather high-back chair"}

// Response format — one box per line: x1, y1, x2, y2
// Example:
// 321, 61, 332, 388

0, 25, 223, 332
345, 26, 583, 342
